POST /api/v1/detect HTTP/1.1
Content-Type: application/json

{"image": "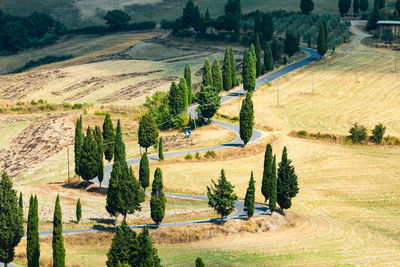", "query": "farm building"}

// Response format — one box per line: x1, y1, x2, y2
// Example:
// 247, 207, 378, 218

377, 21, 400, 38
